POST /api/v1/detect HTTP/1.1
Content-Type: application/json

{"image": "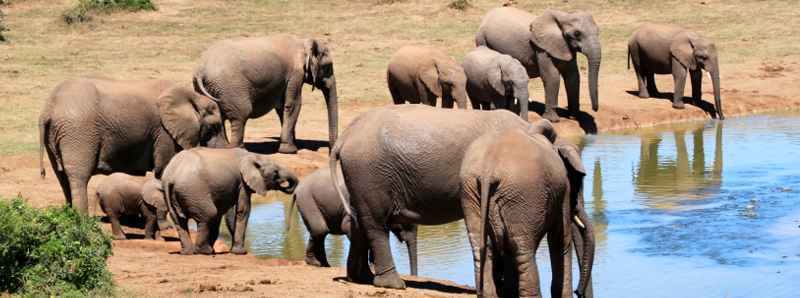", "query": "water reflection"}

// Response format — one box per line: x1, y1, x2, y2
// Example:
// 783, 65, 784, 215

591, 159, 608, 246
634, 122, 723, 208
